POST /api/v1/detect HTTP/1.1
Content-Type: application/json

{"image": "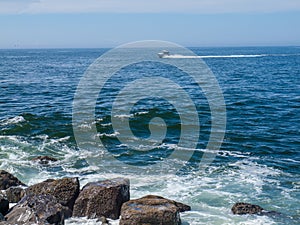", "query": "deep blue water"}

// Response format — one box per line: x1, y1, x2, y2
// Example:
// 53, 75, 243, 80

0, 47, 299, 224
